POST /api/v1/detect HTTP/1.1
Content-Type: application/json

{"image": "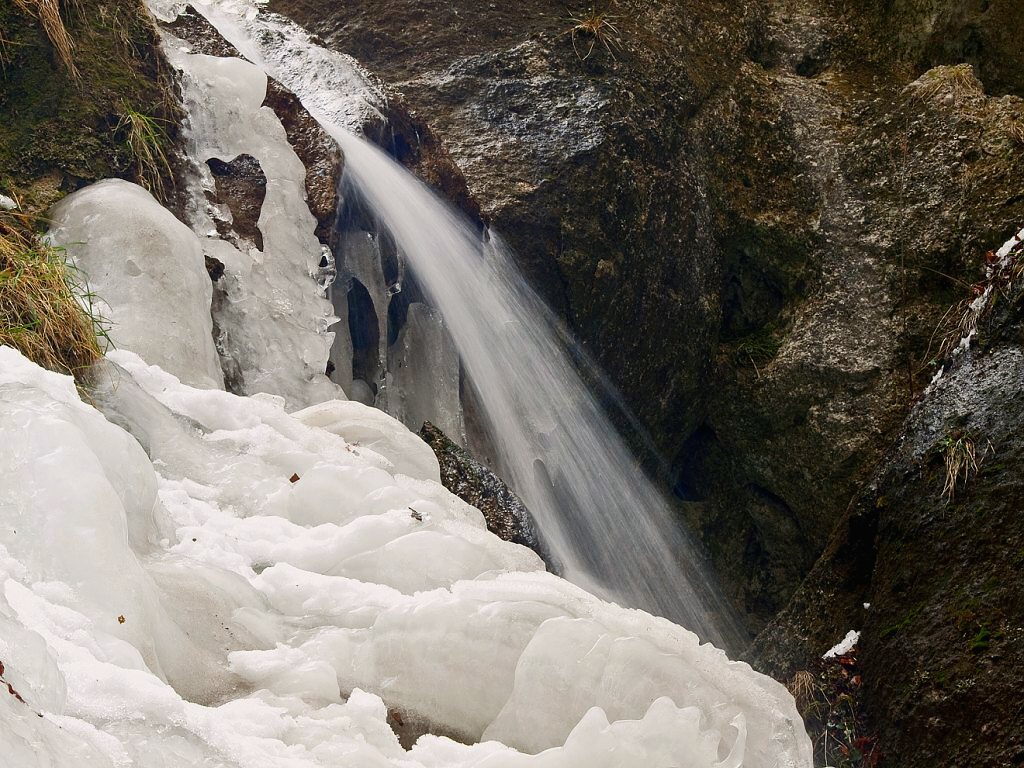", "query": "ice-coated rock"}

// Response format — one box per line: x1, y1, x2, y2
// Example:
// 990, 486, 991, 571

0, 345, 812, 767
166, 45, 342, 408
291, 396, 443, 482
339, 231, 389, 390
47, 180, 223, 389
